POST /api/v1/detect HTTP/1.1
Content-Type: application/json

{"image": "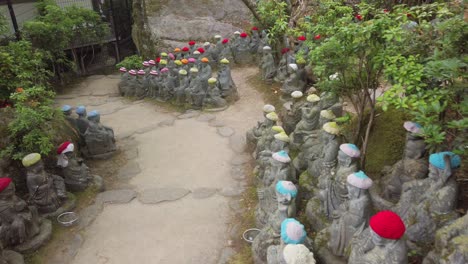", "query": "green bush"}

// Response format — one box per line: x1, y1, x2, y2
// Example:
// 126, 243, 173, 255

116, 55, 144, 70
0, 86, 62, 160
